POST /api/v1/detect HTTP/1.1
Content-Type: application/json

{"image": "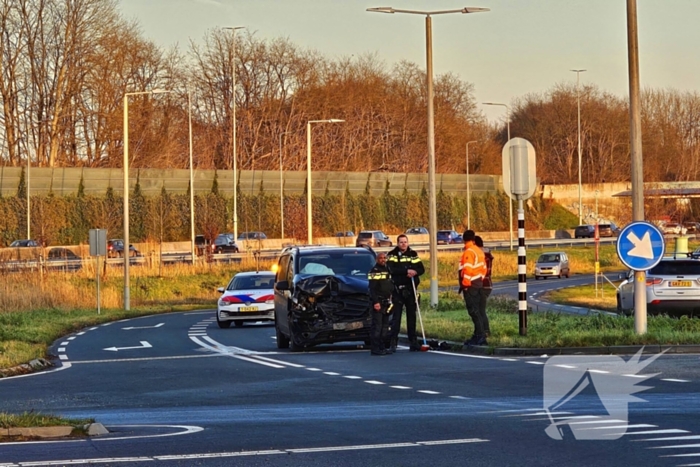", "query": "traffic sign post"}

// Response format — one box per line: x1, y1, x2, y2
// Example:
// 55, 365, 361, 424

502, 138, 536, 336
89, 229, 107, 315
616, 221, 666, 334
